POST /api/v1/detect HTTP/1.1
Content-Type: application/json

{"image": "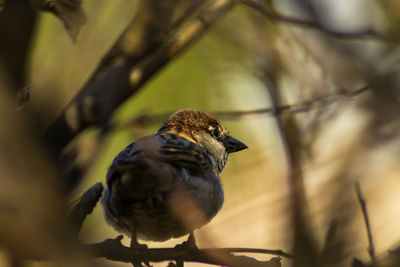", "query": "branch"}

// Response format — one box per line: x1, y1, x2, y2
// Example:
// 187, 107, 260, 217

353, 181, 376, 261
257, 53, 320, 266
111, 84, 372, 131
239, 0, 395, 41
215, 85, 371, 118
43, 0, 184, 157
84, 236, 287, 267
